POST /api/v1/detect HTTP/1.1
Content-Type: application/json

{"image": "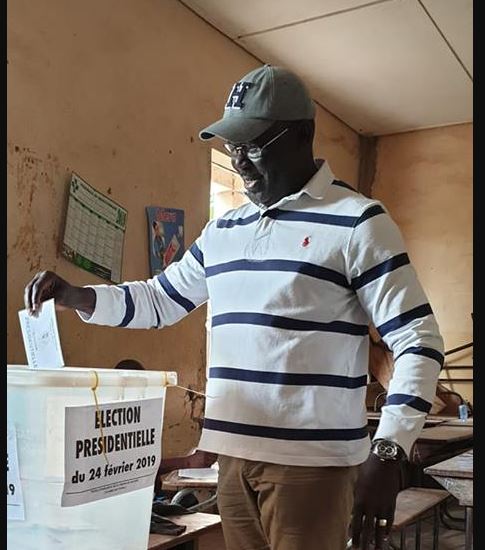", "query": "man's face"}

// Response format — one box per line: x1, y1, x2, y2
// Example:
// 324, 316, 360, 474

226, 121, 305, 208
